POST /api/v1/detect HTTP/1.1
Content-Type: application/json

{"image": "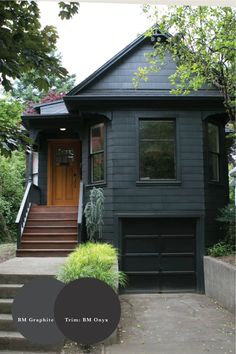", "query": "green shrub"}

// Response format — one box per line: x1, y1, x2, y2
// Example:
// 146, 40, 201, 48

217, 204, 236, 246
0, 151, 25, 242
208, 241, 235, 257
84, 187, 105, 240
57, 242, 127, 290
